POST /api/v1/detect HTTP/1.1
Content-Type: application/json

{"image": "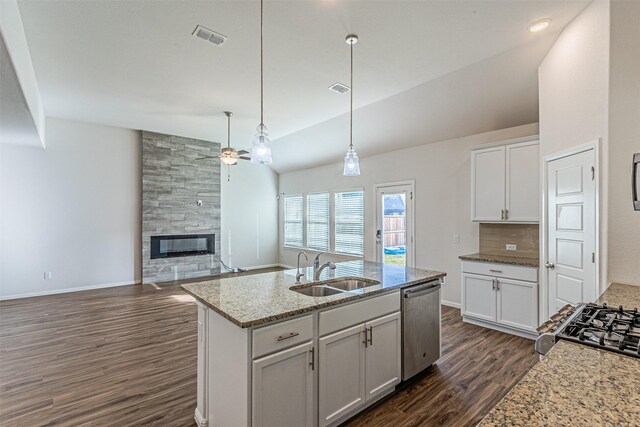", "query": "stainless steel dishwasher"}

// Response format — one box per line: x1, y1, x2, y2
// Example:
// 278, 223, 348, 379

401, 279, 442, 380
